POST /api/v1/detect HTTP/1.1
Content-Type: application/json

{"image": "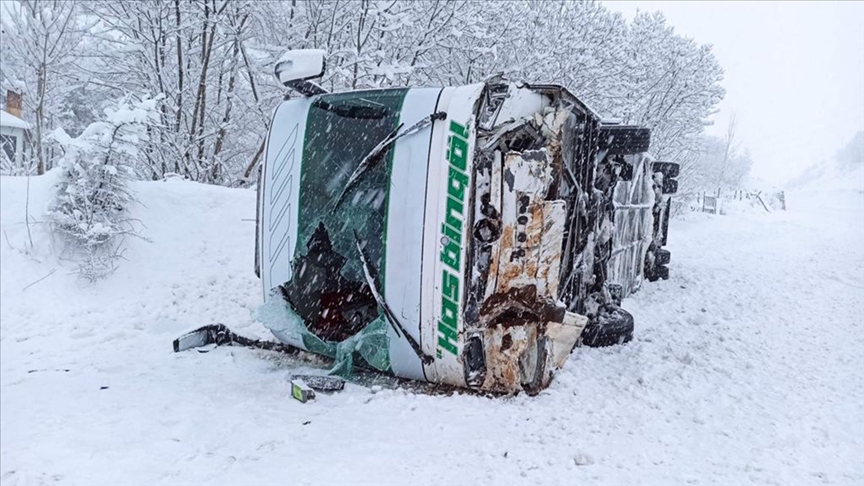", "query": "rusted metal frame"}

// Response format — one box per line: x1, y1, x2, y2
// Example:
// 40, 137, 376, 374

469, 88, 570, 392
590, 147, 623, 301
556, 108, 587, 303
568, 119, 599, 312
559, 114, 601, 314
557, 124, 583, 309
462, 84, 609, 393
